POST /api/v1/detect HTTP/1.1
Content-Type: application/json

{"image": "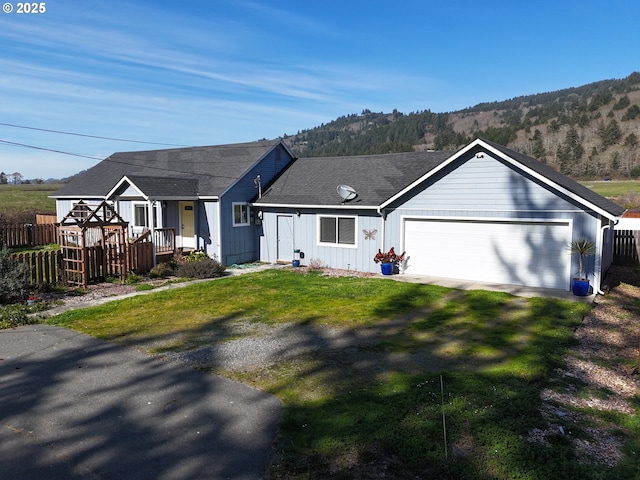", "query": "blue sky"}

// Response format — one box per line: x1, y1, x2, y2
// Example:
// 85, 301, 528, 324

1, 0, 638, 180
